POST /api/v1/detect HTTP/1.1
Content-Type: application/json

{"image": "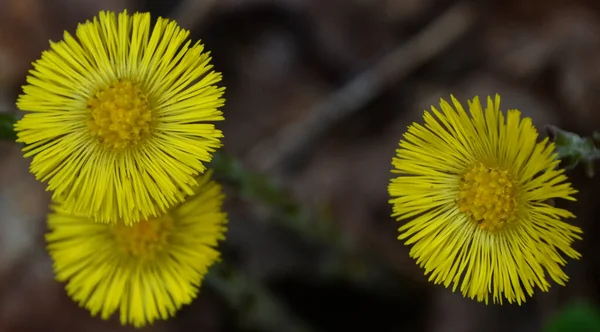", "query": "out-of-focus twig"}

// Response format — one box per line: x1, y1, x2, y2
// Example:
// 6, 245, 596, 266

255, 2, 476, 174
169, 0, 220, 30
